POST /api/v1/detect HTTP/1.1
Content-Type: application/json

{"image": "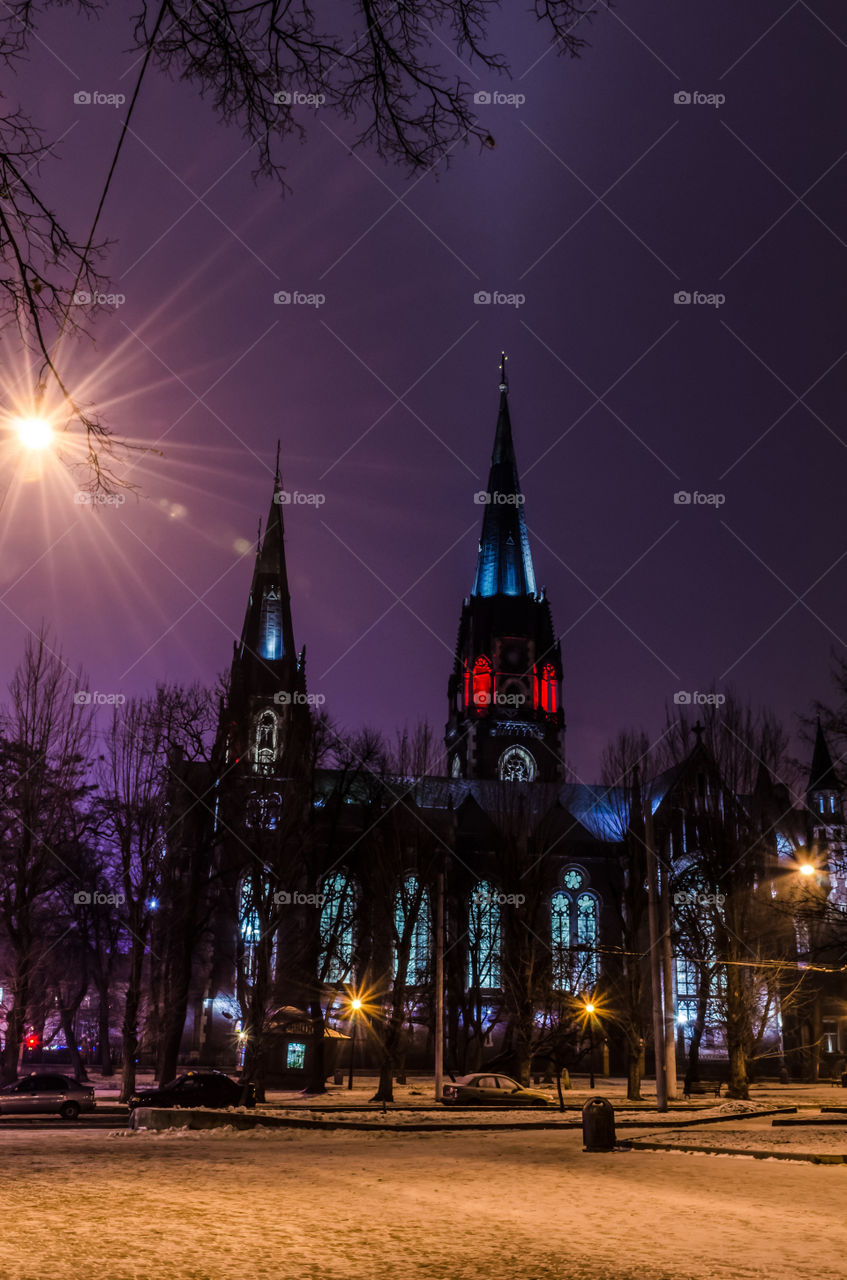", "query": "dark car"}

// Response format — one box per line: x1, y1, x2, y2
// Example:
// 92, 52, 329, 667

0, 1073, 95, 1120
128, 1070, 256, 1111
441, 1073, 554, 1107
